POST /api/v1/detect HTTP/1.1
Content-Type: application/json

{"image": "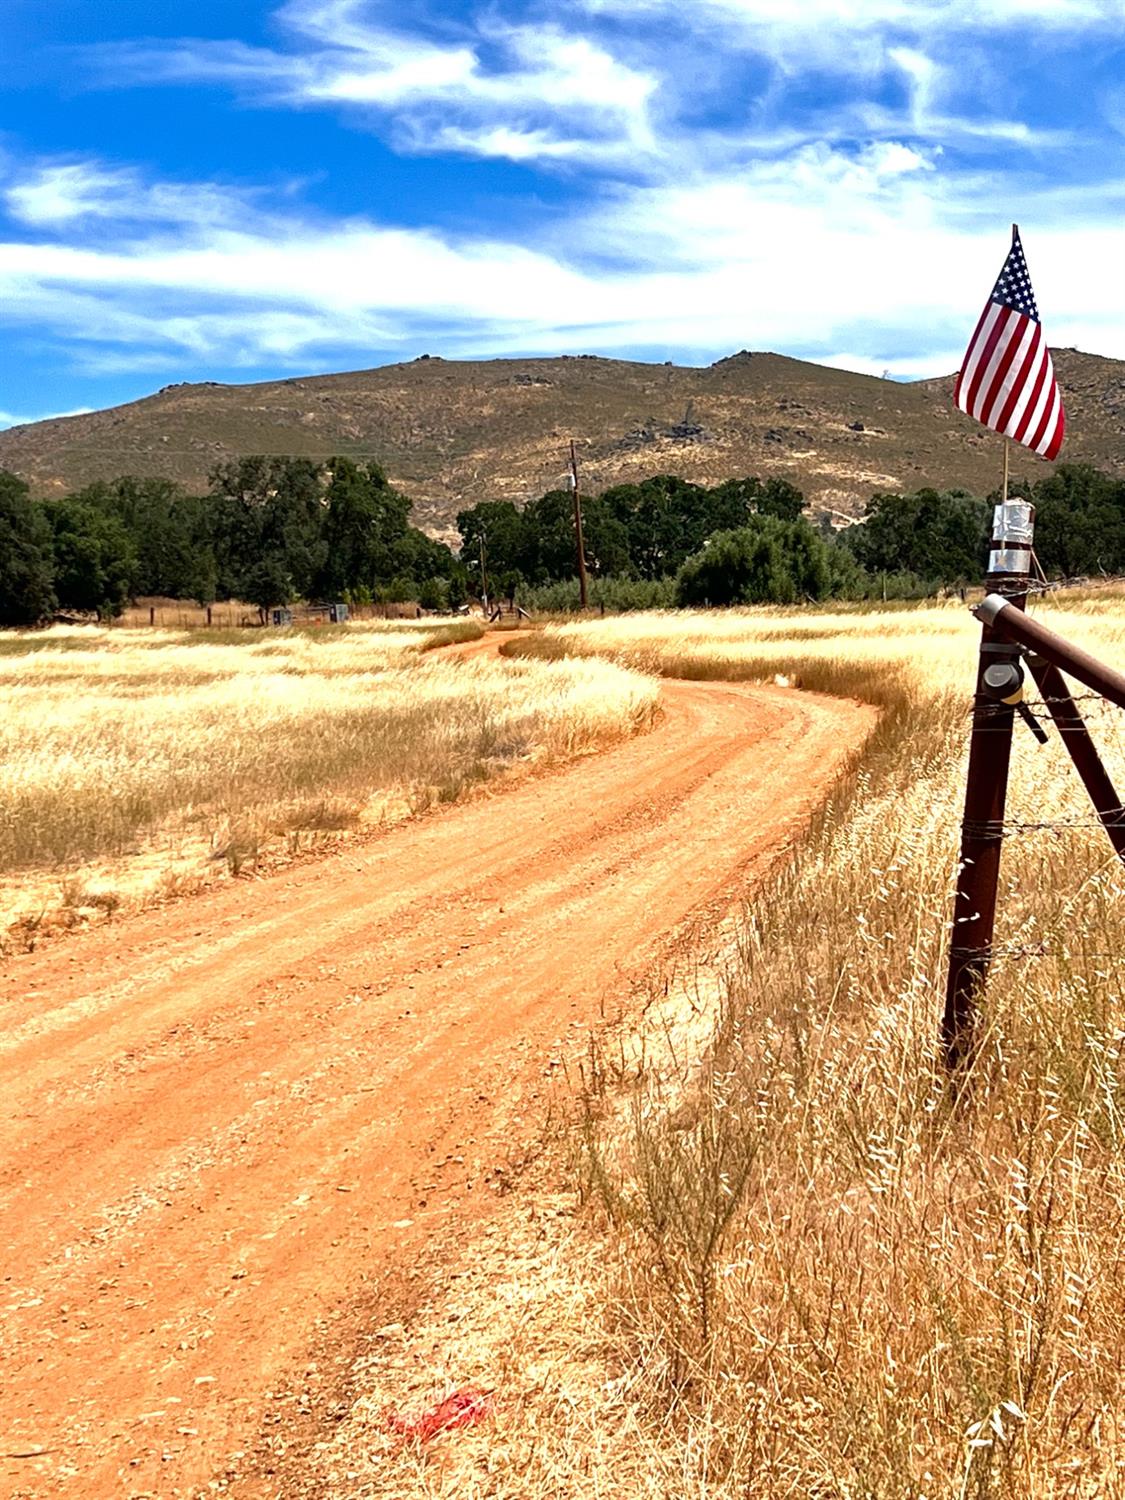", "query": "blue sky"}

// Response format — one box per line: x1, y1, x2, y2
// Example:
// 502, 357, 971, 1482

1, 0, 1123, 427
